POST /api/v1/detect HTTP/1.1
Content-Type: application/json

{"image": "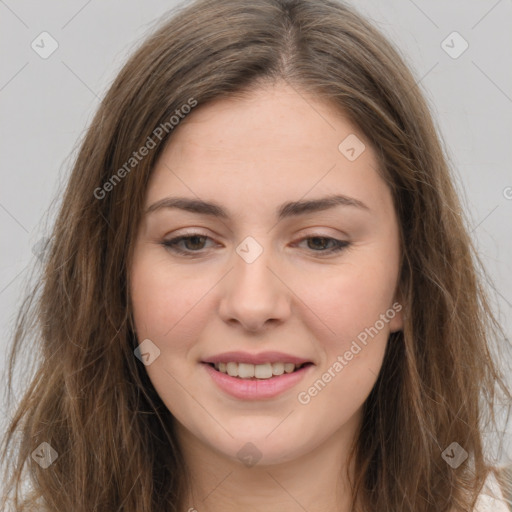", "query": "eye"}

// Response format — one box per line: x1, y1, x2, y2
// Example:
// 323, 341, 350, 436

161, 234, 213, 255
294, 236, 350, 255
161, 233, 350, 257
